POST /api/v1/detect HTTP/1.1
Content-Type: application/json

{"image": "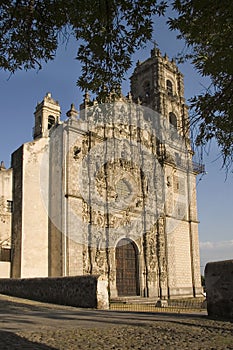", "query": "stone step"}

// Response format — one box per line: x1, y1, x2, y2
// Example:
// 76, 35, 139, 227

110, 297, 159, 304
